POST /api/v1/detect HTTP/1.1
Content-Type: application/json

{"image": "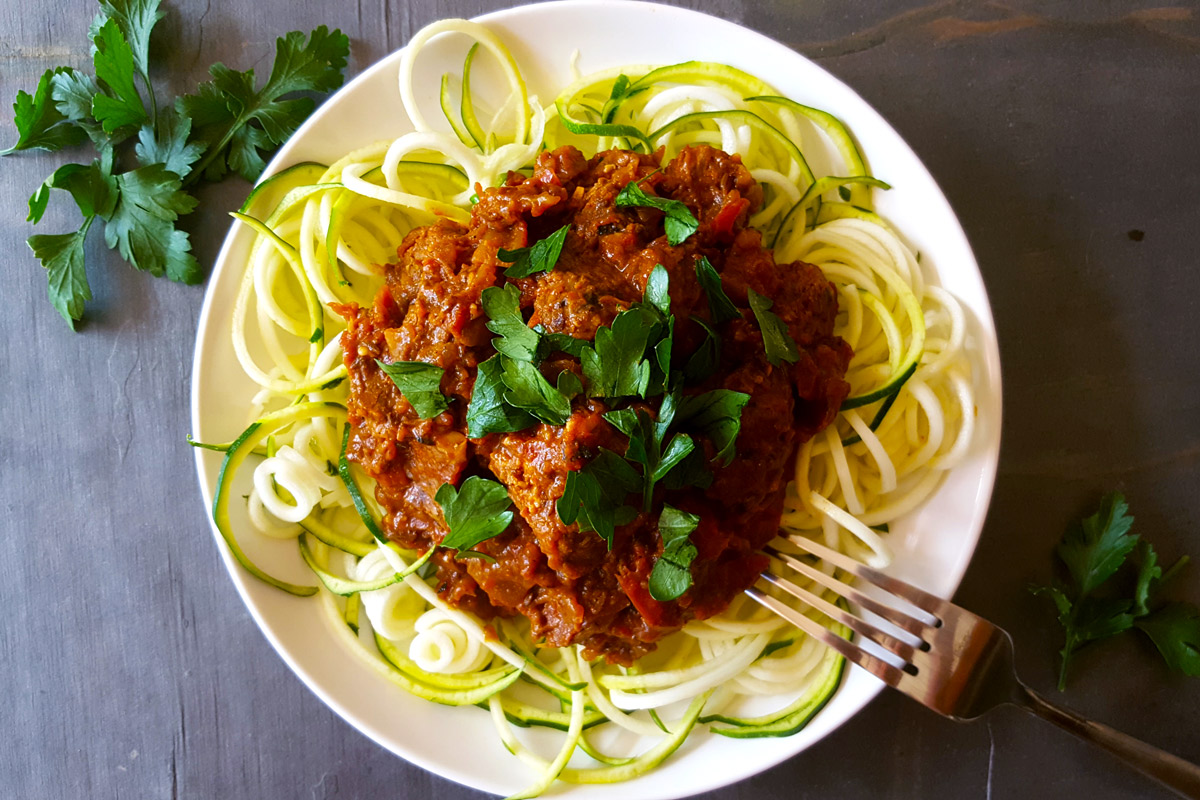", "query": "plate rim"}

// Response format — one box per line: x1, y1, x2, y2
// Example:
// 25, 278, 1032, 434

189, 1, 1004, 796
